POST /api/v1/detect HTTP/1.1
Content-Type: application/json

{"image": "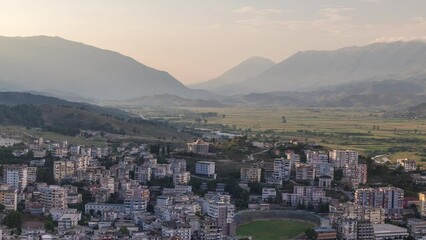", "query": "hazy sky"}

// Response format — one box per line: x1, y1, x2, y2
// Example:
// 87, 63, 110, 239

1, 0, 426, 84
